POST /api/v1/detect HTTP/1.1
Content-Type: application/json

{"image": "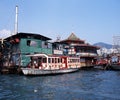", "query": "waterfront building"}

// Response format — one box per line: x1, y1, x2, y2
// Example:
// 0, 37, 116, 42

3, 32, 52, 68
54, 33, 99, 67
1, 32, 99, 74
